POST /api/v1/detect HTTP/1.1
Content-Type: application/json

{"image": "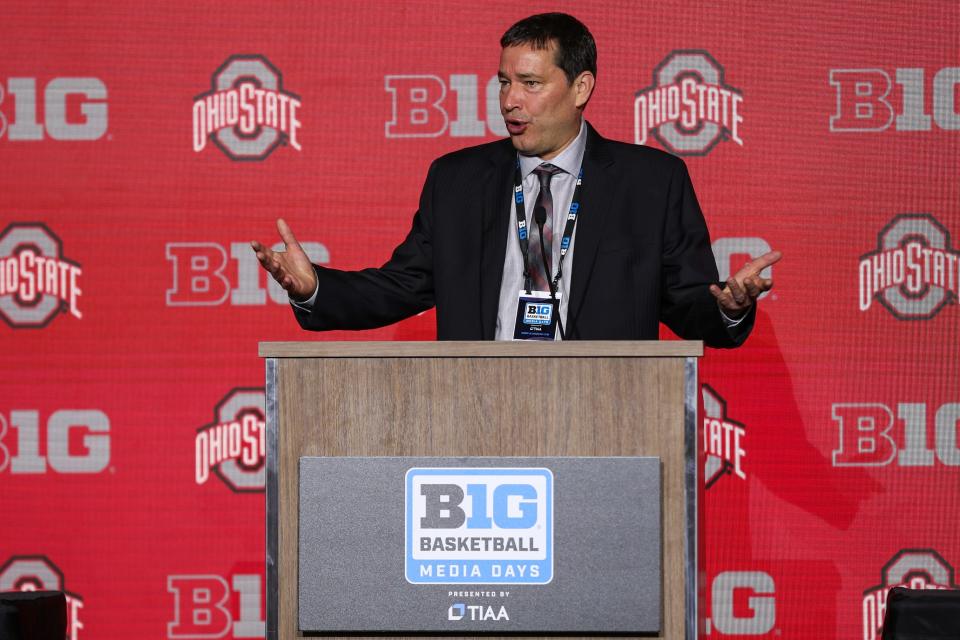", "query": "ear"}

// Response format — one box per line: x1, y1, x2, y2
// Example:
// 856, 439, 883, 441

573, 71, 596, 109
